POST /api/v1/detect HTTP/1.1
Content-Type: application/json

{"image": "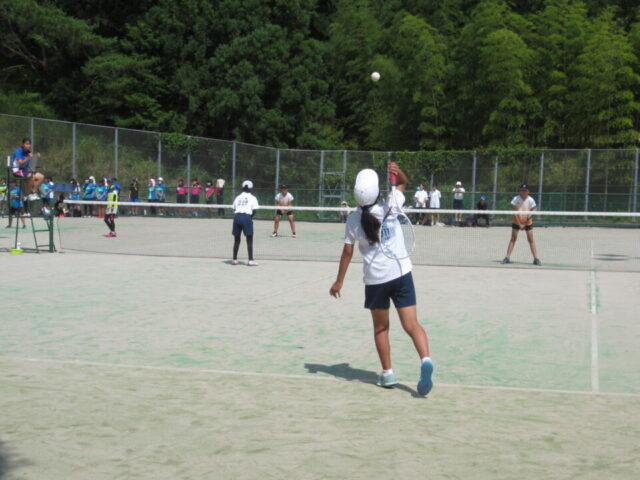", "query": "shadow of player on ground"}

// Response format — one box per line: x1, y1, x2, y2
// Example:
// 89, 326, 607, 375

304, 362, 423, 398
